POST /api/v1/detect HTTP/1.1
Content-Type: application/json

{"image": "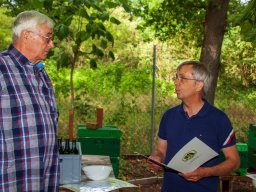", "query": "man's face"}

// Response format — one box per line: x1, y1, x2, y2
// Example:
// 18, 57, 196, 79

26, 23, 54, 63
174, 65, 202, 100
